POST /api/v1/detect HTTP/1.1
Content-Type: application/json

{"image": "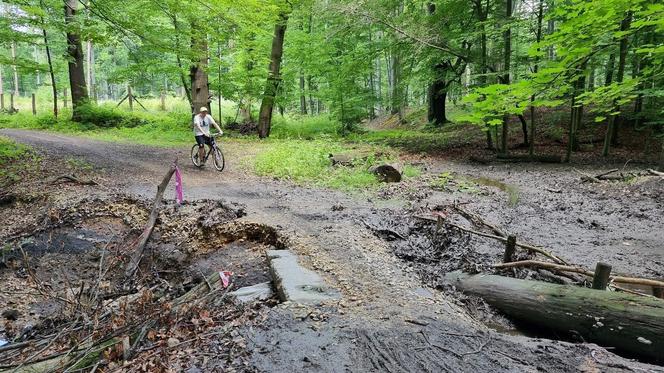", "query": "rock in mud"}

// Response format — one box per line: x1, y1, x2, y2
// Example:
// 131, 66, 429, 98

267, 250, 339, 304
2, 309, 19, 320
231, 282, 274, 303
